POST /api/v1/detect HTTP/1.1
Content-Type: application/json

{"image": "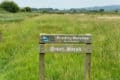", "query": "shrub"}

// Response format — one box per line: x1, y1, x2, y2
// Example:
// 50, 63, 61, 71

20, 8, 26, 12
99, 9, 104, 12
23, 7, 32, 12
